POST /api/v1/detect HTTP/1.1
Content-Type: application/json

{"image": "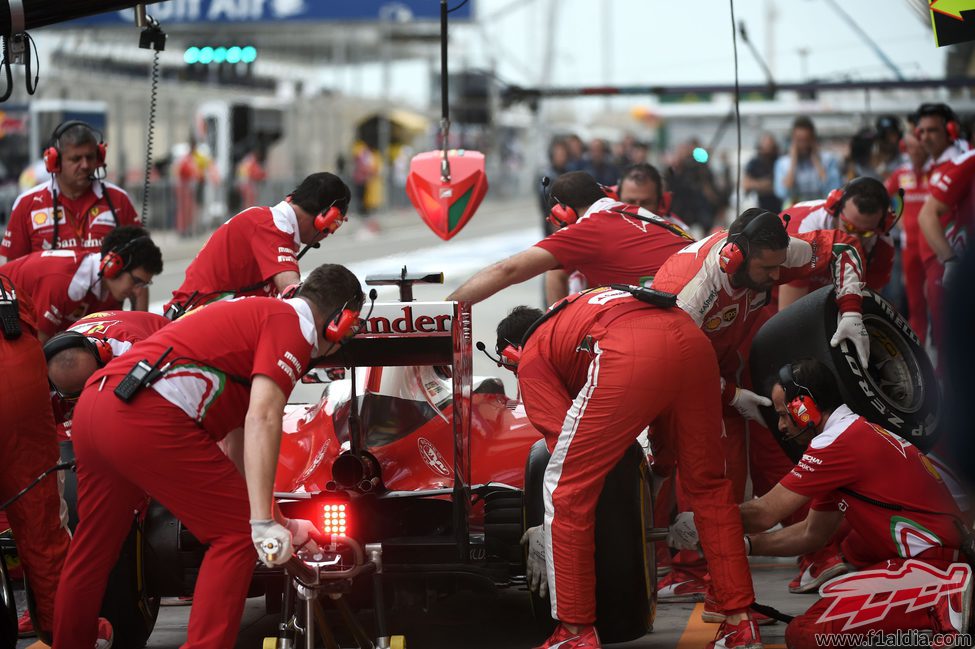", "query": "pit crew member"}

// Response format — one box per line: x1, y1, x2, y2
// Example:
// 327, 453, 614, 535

0, 226, 162, 342
650, 208, 868, 602
54, 264, 366, 648
885, 134, 932, 343
164, 172, 351, 317
446, 171, 693, 307
45, 310, 169, 438
1, 121, 144, 309
0, 274, 113, 647
741, 358, 969, 648
498, 288, 760, 649
777, 177, 895, 311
